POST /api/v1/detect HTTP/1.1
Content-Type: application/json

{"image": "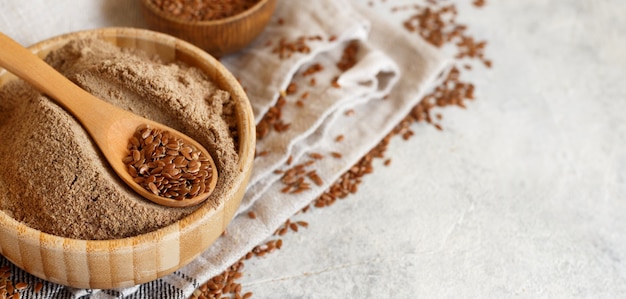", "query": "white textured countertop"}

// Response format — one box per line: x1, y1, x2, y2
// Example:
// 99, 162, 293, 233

2, 1, 626, 298
238, 1, 626, 298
